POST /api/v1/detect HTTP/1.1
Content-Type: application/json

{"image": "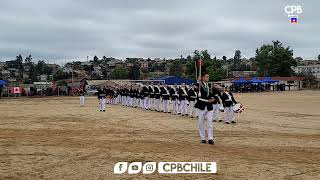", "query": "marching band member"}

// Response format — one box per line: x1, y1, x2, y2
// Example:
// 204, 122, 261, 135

195, 73, 215, 144
154, 83, 161, 112
187, 84, 197, 118
139, 86, 144, 109
79, 88, 85, 107
148, 83, 155, 111
221, 87, 237, 124
97, 86, 106, 112
160, 83, 170, 113
211, 86, 221, 122
178, 83, 188, 116
170, 84, 179, 114
142, 84, 150, 110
